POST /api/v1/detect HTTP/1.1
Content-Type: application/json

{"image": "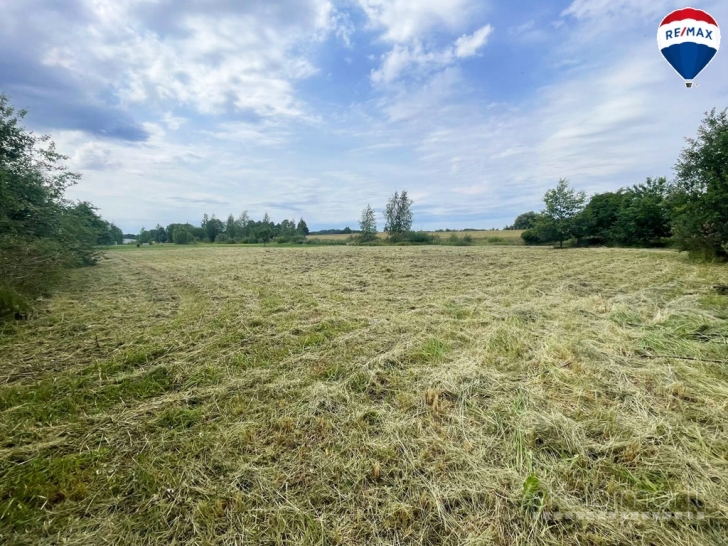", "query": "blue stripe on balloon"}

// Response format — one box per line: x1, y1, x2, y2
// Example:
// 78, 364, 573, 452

661, 42, 717, 80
